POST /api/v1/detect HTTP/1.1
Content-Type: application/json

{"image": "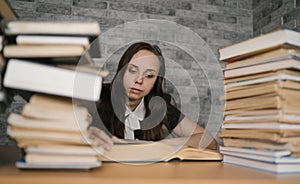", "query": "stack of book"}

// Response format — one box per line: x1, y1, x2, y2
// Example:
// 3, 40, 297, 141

7, 94, 103, 169
218, 29, 300, 174
0, 0, 16, 112
0, 20, 105, 169
2, 20, 104, 102
0, 33, 4, 108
